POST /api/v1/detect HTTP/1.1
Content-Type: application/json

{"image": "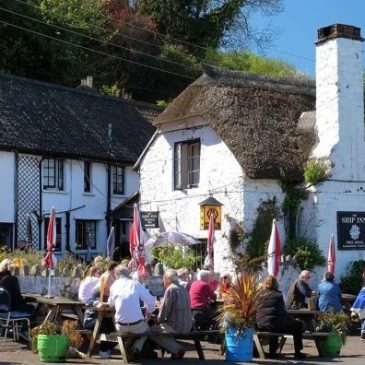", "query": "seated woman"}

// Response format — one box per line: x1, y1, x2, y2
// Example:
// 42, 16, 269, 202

317, 272, 342, 313
78, 266, 102, 303
0, 259, 34, 314
83, 261, 117, 359
256, 275, 306, 359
